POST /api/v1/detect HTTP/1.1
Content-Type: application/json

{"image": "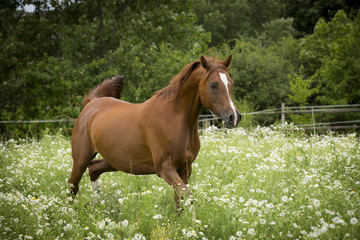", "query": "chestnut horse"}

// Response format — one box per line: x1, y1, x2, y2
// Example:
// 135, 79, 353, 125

69, 55, 241, 209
